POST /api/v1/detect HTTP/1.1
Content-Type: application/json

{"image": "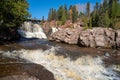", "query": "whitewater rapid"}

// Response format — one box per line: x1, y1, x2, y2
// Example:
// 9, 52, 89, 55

1, 47, 120, 80
18, 22, 47, 39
